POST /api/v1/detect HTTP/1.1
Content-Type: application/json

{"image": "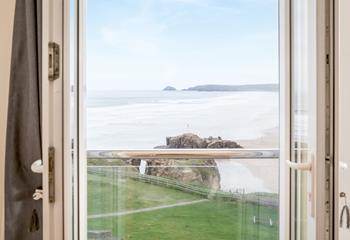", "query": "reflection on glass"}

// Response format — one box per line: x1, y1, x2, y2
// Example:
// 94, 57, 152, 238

291, 0, 315, 239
